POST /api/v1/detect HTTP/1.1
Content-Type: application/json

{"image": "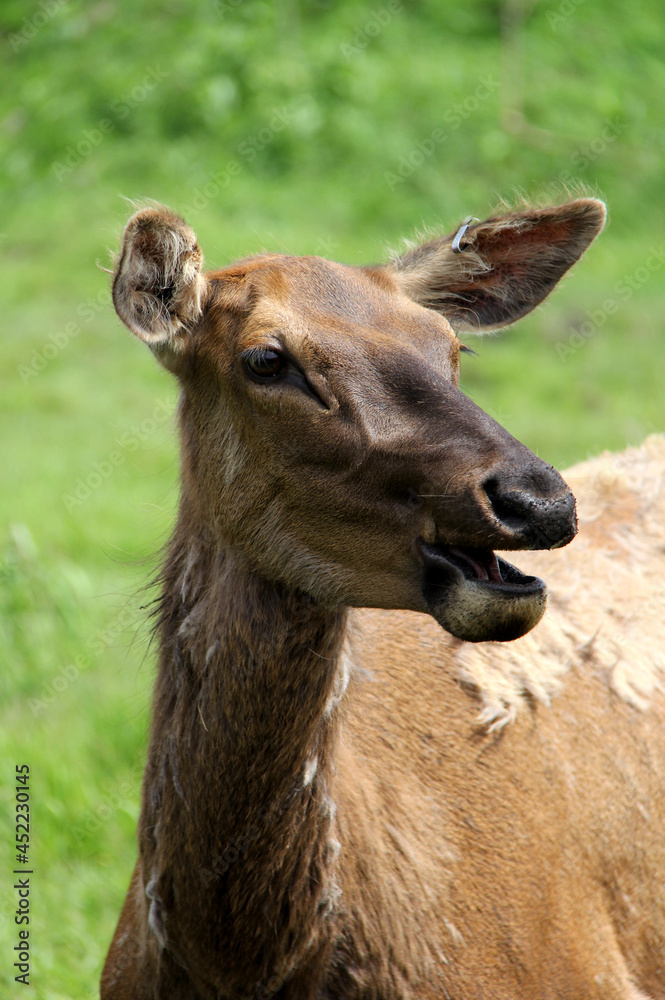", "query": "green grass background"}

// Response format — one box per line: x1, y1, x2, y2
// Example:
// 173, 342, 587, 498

1, 0, 663, 996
